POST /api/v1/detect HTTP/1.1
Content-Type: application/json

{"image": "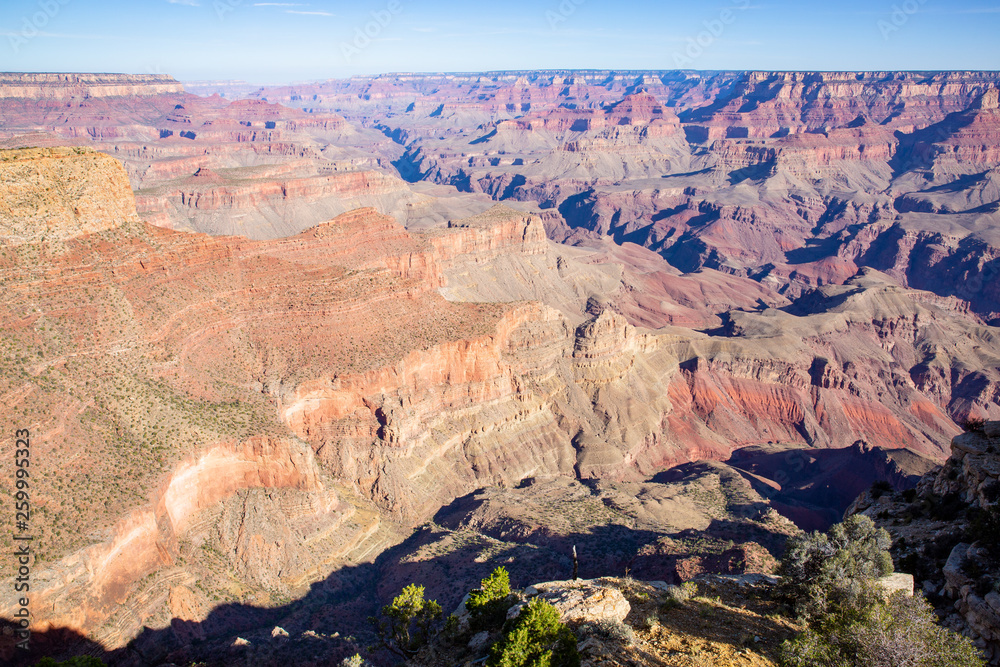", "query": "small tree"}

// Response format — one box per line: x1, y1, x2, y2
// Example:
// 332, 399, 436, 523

487, 598, 579, 667
777, 515, 892, 621
370, 583, 443, 658
468, 566, 514, 632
